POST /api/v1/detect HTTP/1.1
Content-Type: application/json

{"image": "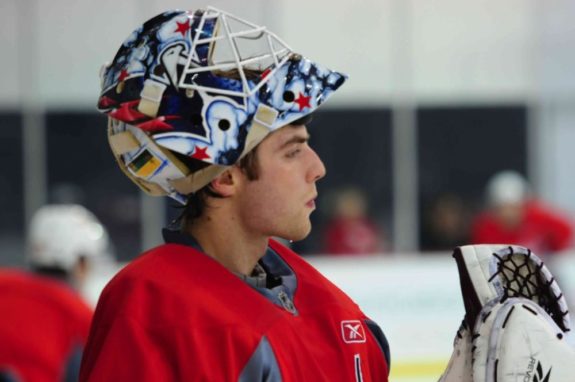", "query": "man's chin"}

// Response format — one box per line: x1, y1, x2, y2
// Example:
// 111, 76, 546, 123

276, 224, 312, 243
